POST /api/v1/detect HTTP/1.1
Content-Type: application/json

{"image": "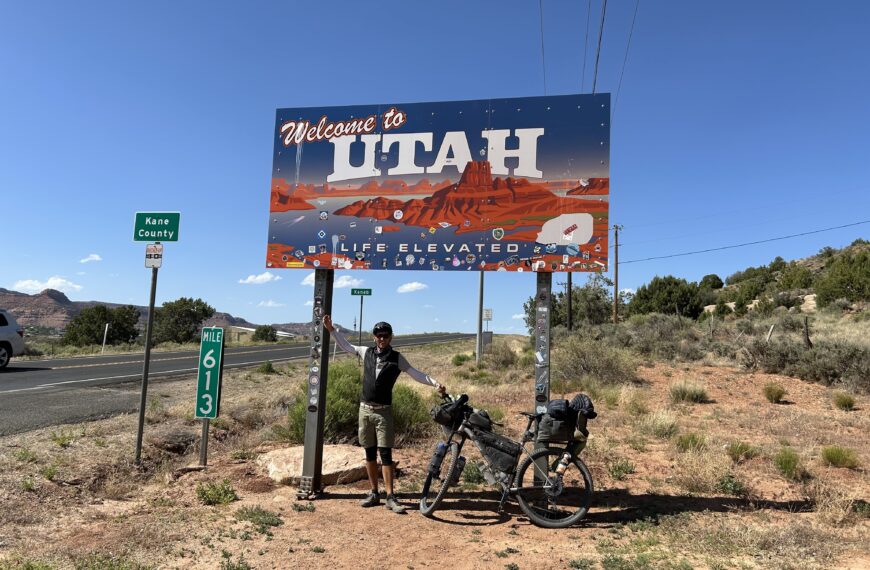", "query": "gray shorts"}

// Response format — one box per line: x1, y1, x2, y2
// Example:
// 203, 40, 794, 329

358, 403, 394, 448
